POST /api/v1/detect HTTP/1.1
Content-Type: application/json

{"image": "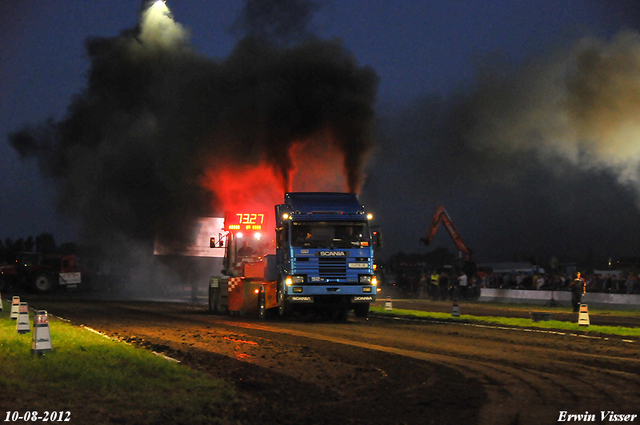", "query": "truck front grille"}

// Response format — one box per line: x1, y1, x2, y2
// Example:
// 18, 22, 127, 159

319, 257, 347, 280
